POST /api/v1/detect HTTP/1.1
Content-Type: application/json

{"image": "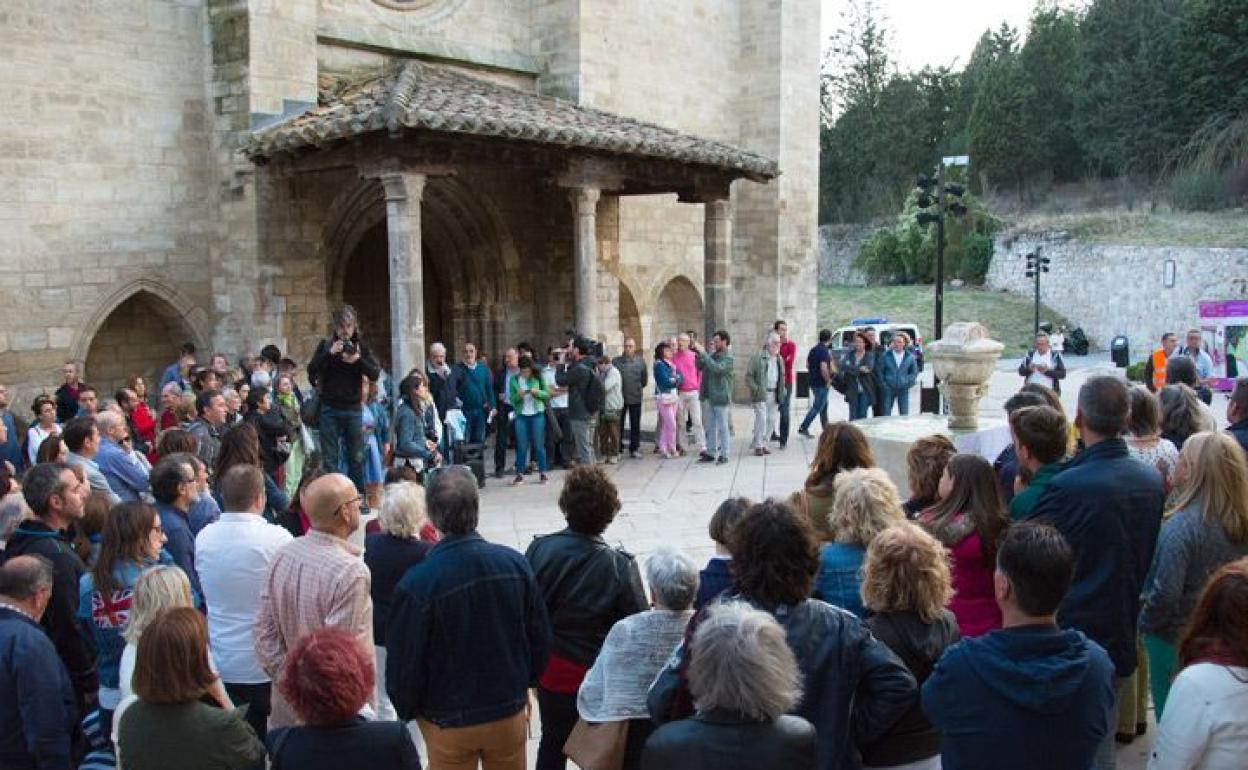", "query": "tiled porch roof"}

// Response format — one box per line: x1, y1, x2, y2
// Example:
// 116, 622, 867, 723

245, 62, 778, 181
